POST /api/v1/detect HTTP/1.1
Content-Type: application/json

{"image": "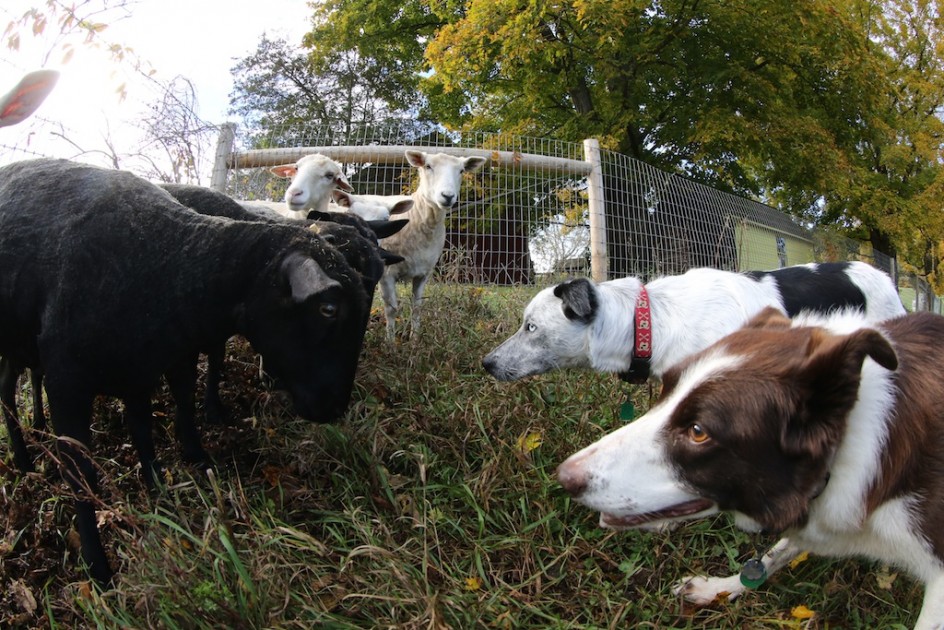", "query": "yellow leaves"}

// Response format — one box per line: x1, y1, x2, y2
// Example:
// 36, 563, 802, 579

790, 604, 816, 620
516, 431, 543, 454
464, 576, 483, 591
788, 550, 810, 569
